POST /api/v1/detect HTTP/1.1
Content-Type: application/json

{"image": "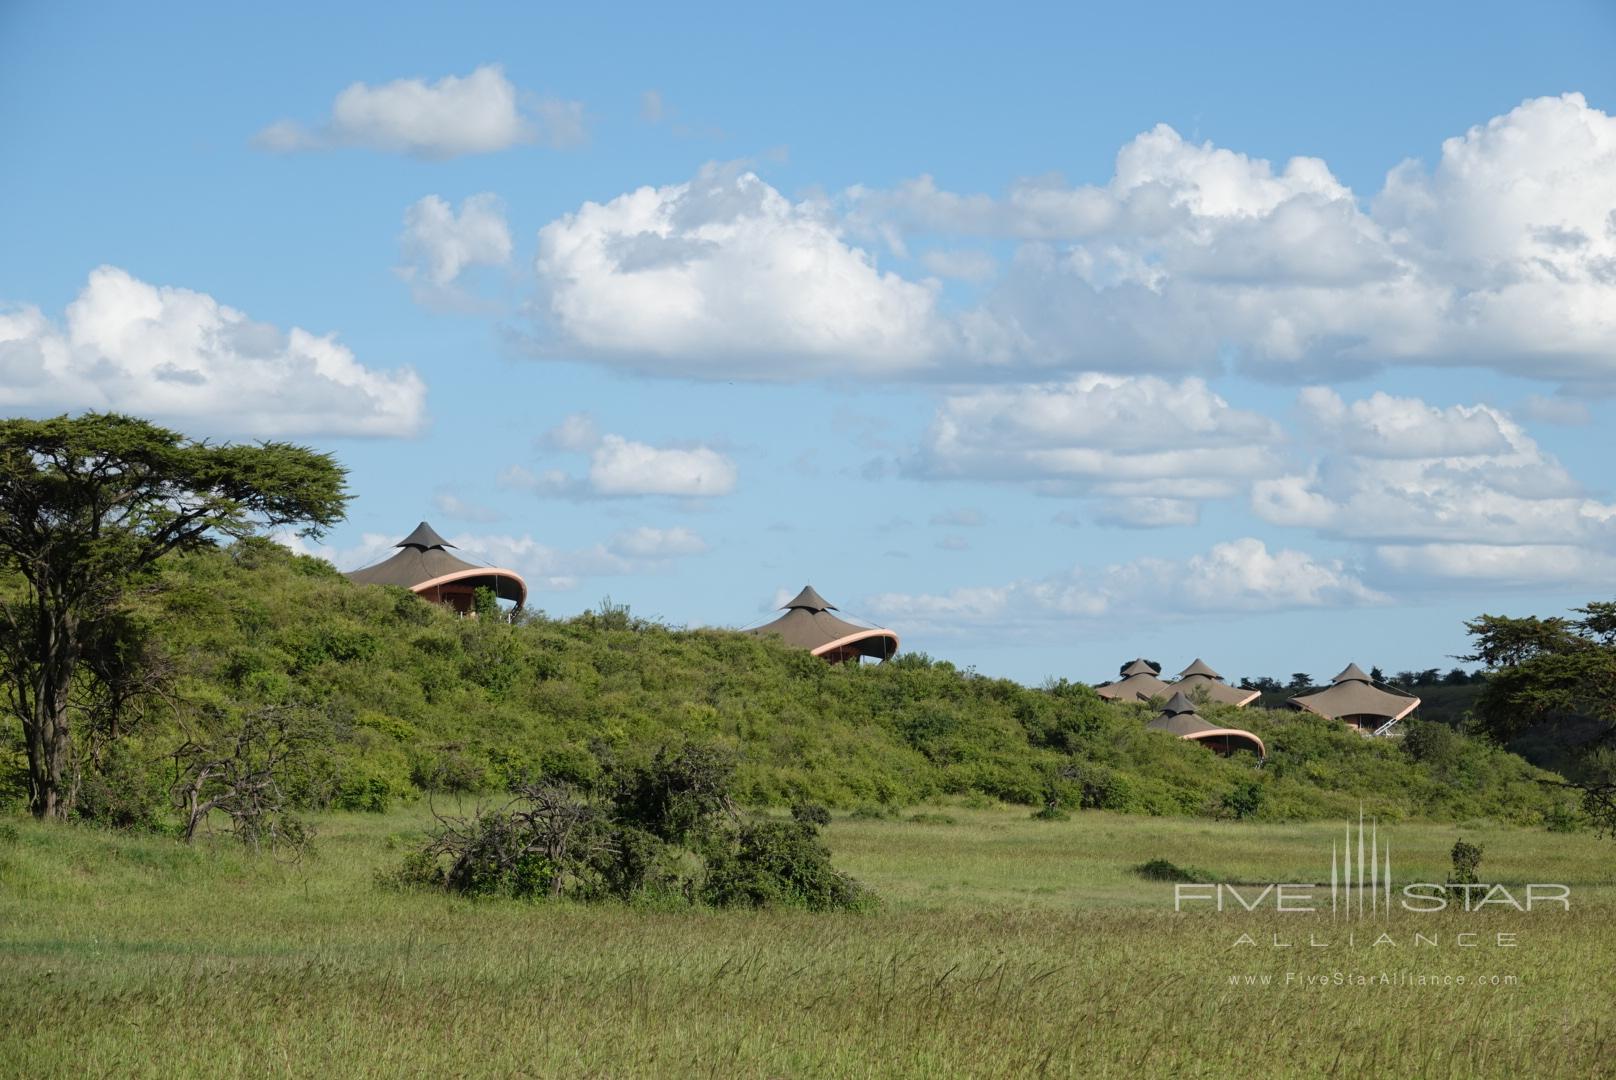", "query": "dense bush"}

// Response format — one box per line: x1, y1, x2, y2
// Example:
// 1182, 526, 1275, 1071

703, 818, 872, 911
398, 749, 871, 911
